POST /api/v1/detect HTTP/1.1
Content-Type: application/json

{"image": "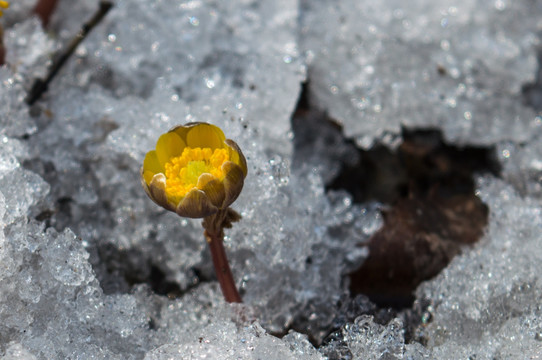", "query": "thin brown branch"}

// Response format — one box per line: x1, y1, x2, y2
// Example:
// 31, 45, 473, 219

26, 1, 113, 105
0, 25, 5, 66
33, 0, 59, 27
